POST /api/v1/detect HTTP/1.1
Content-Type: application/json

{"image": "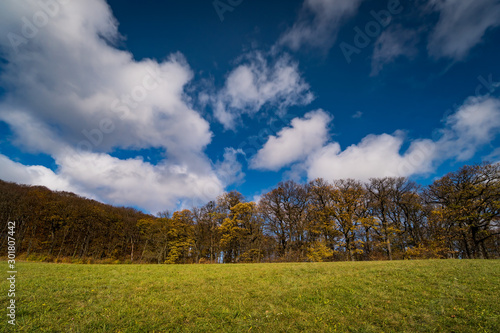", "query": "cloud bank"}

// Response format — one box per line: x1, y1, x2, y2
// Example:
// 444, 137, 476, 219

253, 96, 500, 182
